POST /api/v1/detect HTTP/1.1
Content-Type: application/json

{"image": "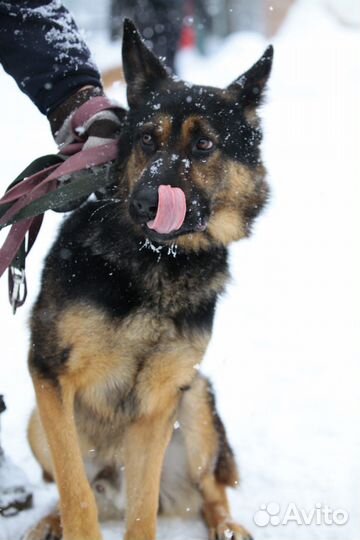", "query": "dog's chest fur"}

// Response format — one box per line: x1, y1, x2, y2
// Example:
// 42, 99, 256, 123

59, 306, 206, 461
